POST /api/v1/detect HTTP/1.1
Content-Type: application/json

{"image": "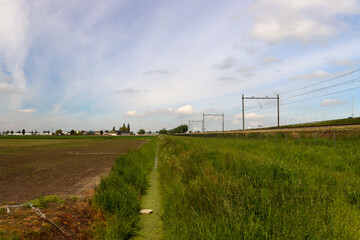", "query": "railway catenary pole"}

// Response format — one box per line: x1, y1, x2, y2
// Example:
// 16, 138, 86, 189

189, 120, 204, 132
242, 94, 245, 131
203, 113, 224, 132
277, 94, 280, 127
222, 113, 224, 132
242, 94, 280, 129
202, 113, 205, 132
